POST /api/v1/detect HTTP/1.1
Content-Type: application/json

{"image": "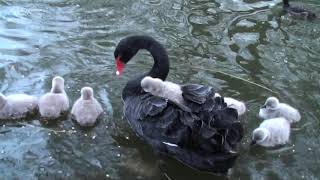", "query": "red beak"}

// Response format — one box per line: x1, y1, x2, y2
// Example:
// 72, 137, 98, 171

116, 57, 125, 76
